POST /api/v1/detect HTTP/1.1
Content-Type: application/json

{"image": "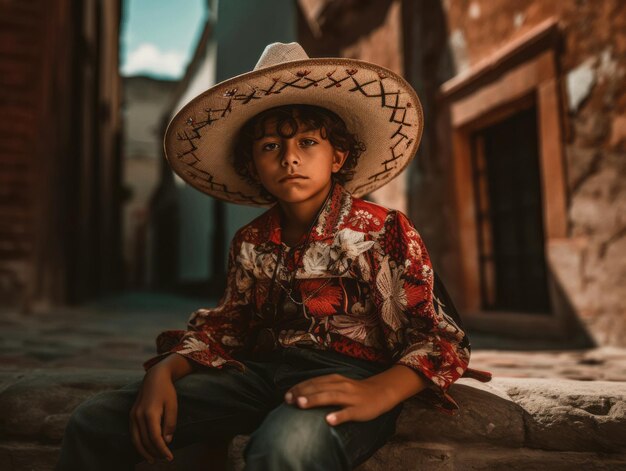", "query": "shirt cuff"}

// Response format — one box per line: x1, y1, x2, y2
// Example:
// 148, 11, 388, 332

395, 348, 467, 391
142, 329, 246, 373
394, 349, 469, 415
